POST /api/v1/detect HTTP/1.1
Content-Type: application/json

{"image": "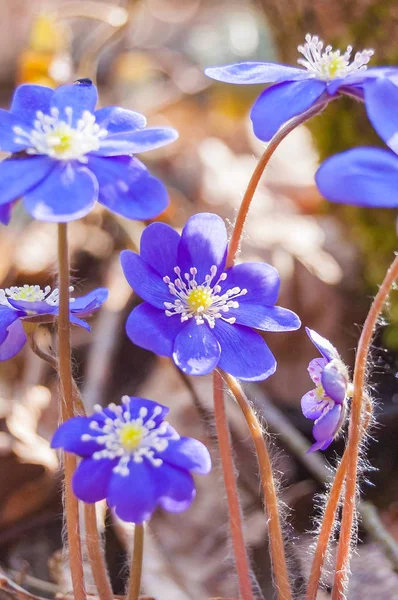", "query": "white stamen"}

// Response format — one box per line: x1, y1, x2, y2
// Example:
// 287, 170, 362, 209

163, 265, 247, 329
297, 34, 374, 81
13, 107, 108, 163
0, 284, 74, 307
81, 398, 179, 477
